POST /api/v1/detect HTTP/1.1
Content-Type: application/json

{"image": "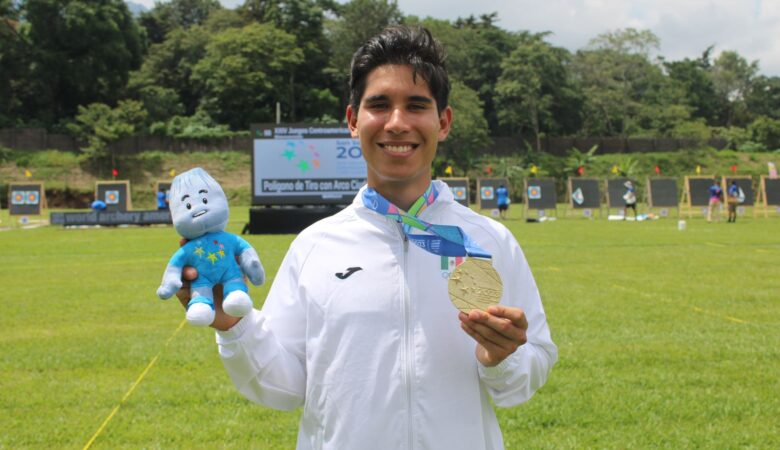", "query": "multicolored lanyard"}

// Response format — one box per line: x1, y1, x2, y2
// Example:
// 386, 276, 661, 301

362, 184, 491, 259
